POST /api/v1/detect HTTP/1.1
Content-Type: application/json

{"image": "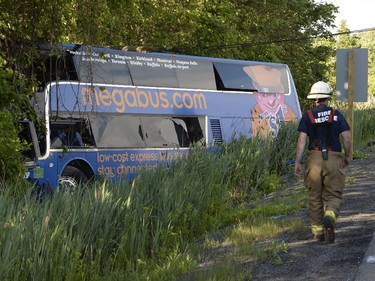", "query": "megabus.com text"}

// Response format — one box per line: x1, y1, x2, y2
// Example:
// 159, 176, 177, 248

81, 86, 207, 113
